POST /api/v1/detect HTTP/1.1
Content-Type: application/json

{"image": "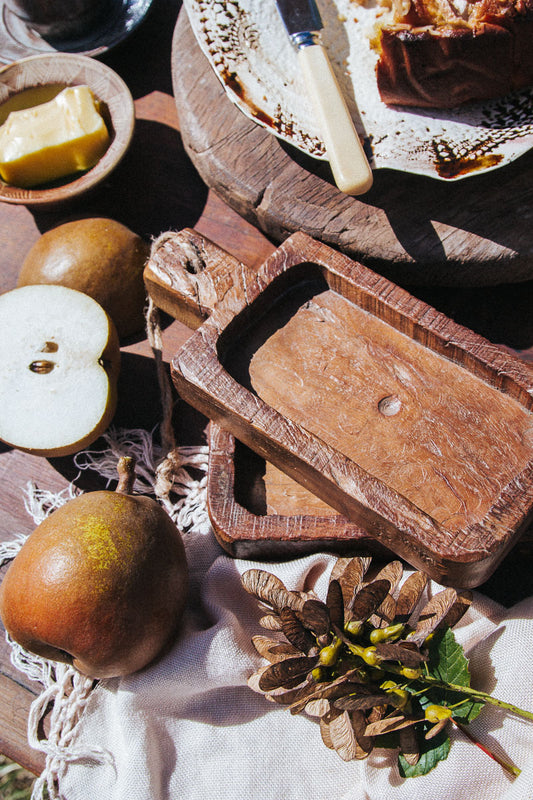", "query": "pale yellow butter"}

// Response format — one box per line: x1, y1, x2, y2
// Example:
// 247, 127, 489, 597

0, 85, 110, 188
